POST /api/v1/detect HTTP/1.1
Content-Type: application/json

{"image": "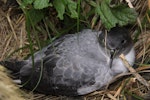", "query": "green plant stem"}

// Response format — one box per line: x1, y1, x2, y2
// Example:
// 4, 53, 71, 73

77, 0, 81, 32
16, 0, 43, 92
